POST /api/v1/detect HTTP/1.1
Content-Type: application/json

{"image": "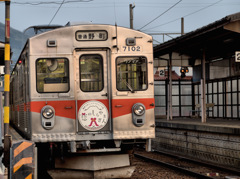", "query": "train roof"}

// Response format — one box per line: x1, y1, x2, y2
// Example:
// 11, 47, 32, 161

27, 23, 152, 39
